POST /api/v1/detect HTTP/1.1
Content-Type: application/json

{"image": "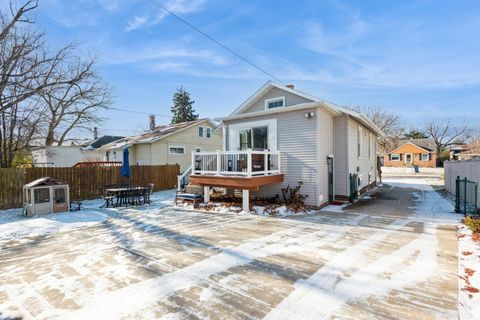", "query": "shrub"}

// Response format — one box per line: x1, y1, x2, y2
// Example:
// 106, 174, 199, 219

281, 182, 308, 211
464, 216, 480, 234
